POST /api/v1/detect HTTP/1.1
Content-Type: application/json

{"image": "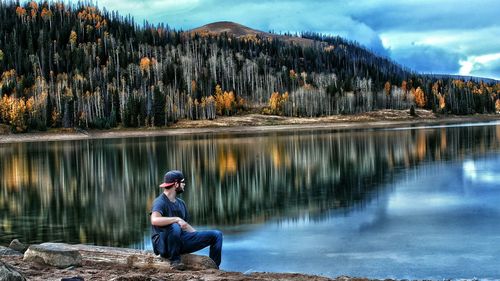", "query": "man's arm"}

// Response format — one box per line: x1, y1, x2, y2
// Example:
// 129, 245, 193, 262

150, 212, 196, 232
